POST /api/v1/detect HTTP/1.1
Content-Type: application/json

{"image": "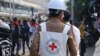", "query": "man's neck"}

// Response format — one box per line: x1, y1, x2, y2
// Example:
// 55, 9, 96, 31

48, 18, 61, 23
